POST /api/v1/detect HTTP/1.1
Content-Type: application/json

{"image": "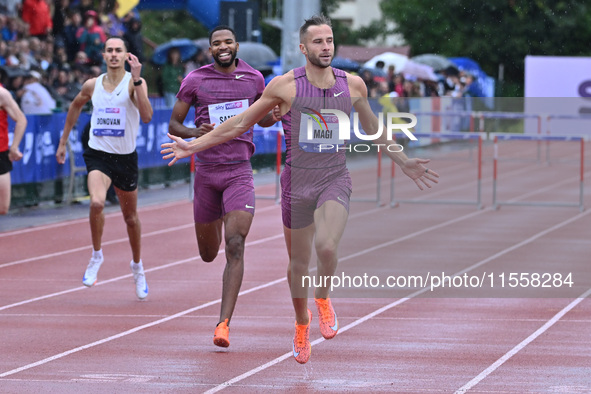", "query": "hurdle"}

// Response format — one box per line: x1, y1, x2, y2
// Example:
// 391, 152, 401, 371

65, 140, 87, 204
349, 149, 383, 206
546, 114, 591, 164
255, 128, 282, 204
390, 131, 485, 209
477, 111, 544, 162
491, 133, 586, 211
